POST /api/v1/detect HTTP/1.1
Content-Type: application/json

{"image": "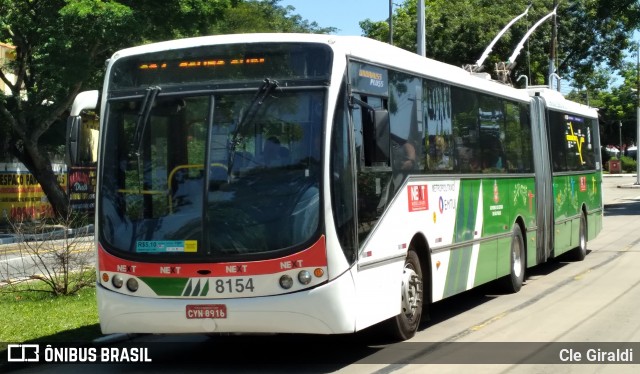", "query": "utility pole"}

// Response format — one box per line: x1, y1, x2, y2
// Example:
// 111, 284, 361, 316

389, 0, 393, 45
620, 121, 623, 159
549, 0, 558, 90
417, 0, 425, 56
